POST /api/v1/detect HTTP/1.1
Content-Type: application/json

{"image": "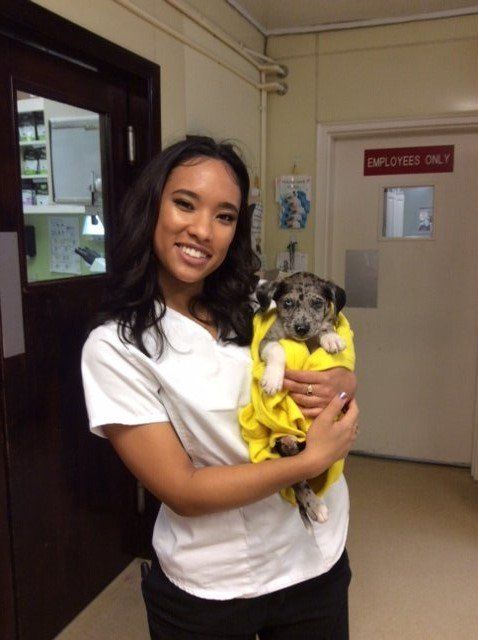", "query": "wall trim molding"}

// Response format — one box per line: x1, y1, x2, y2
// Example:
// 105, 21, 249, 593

226, 2, 478, 36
